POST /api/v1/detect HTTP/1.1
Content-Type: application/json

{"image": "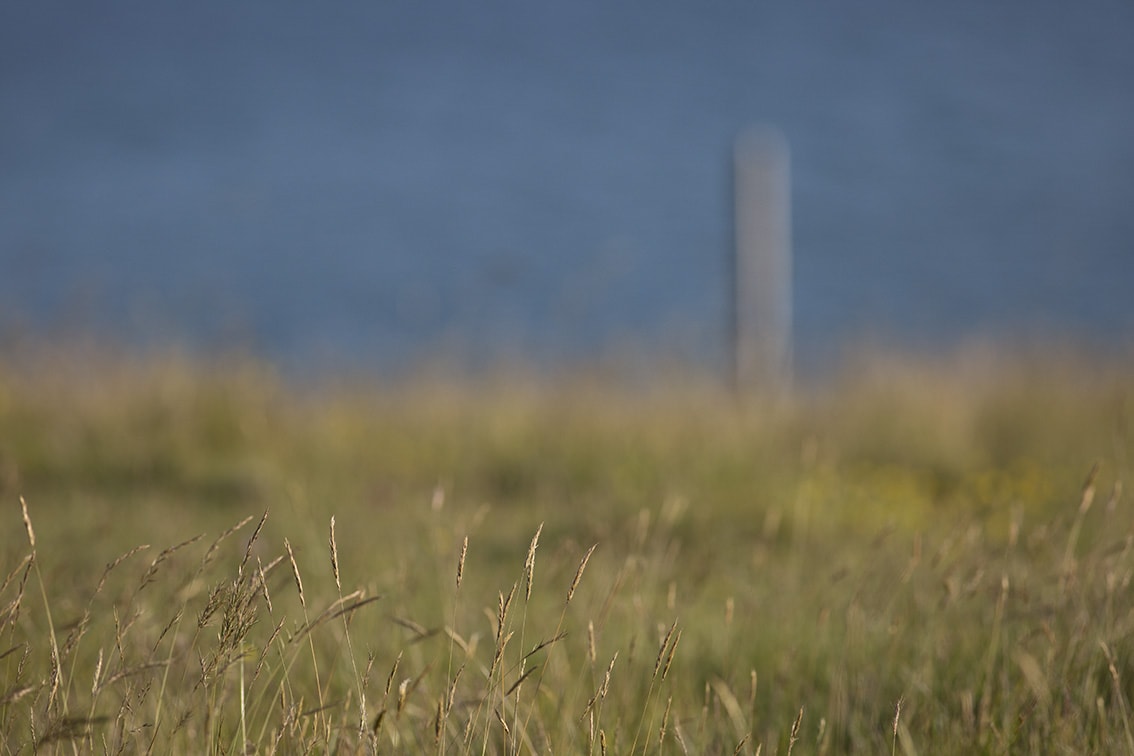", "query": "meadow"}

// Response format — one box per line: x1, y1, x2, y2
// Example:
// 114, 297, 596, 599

1, 344, 1132, 754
